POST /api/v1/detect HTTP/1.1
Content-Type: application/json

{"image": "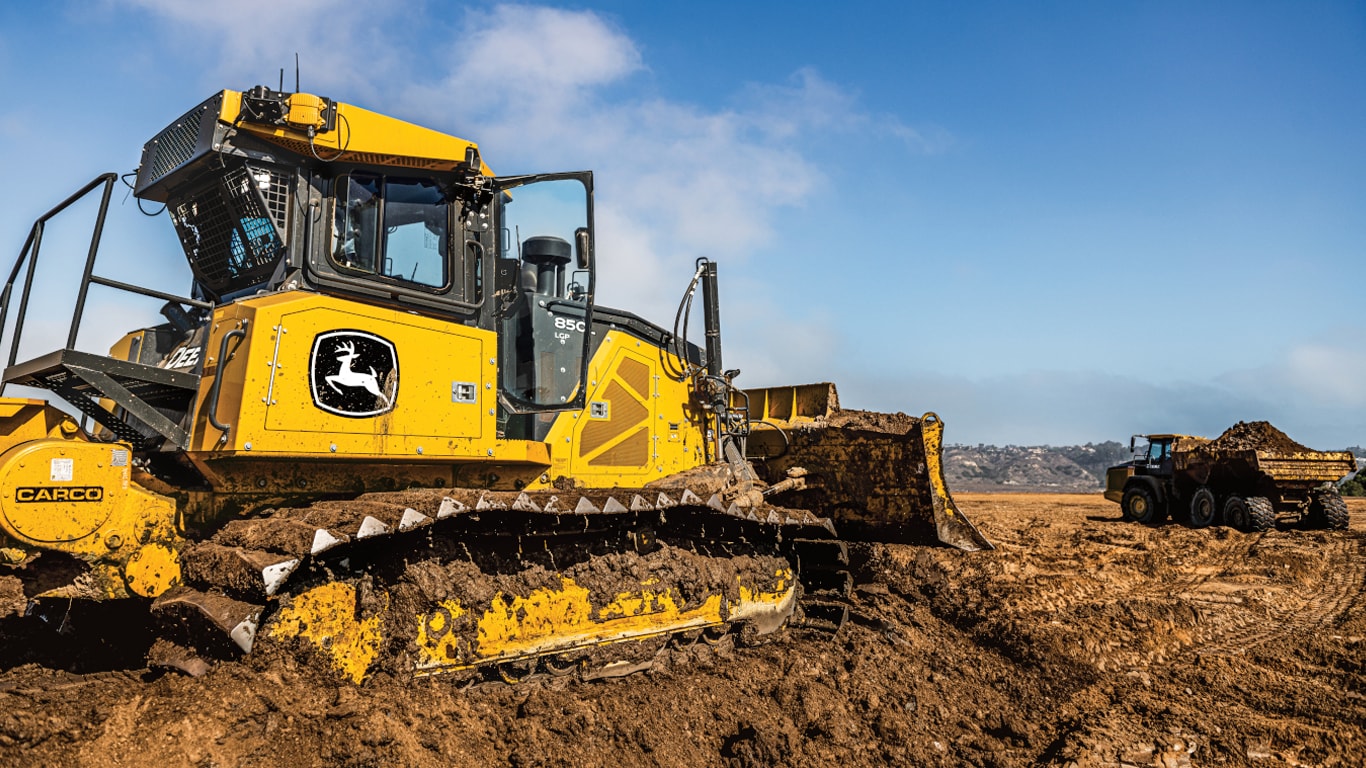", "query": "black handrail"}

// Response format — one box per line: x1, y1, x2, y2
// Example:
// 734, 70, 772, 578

88, 275, 213, 311
0, 175, 119, 378
0, 173, 210, 396
207, 323, 248, 444
65, 175, 118, 349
